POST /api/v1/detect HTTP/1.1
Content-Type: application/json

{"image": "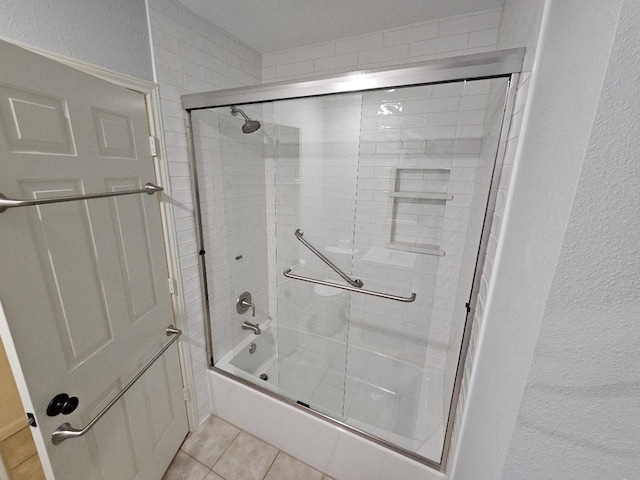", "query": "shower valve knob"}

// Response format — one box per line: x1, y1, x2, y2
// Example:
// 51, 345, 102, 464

236, 291, 256, 317
47, 393, 79, 416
